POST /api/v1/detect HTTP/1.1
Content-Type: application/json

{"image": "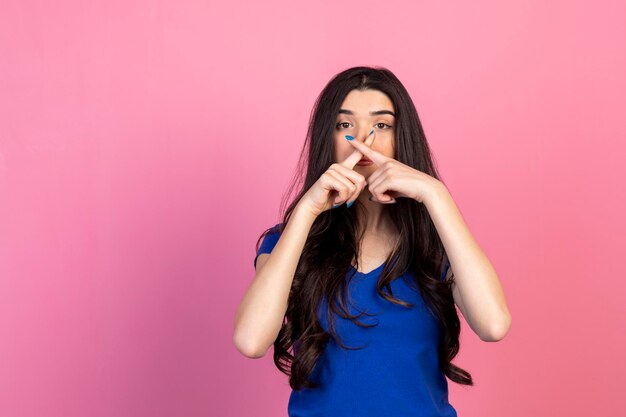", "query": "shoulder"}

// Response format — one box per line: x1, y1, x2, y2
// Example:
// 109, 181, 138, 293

263, 222, 283, 239
253, 222, 284, 268
256, 222, 283, 241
